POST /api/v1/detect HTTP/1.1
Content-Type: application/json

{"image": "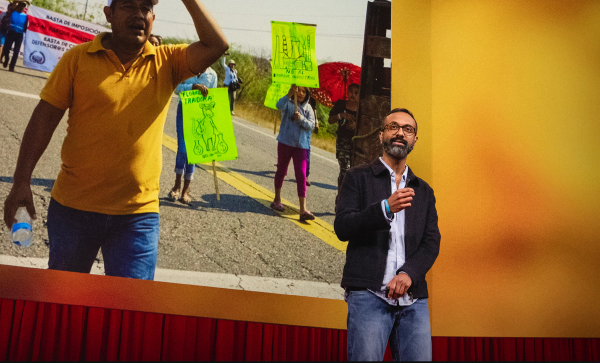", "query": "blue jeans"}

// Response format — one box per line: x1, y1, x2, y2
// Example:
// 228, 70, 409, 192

346, 290, 432, 361
175, 101, 195, 180
47, 198, 159, 280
